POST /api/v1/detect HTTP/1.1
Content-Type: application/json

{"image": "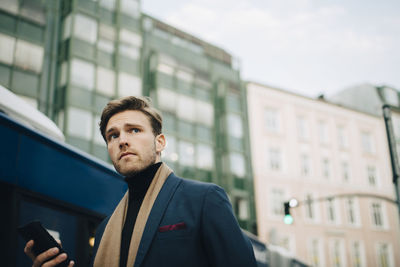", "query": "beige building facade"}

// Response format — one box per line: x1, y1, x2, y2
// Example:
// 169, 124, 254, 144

247, 82, 400, 267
